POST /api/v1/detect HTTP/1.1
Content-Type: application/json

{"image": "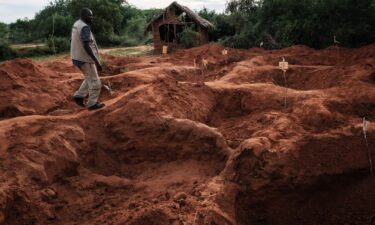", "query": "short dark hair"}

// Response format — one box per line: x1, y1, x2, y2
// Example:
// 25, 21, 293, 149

80, 8, 92, 18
